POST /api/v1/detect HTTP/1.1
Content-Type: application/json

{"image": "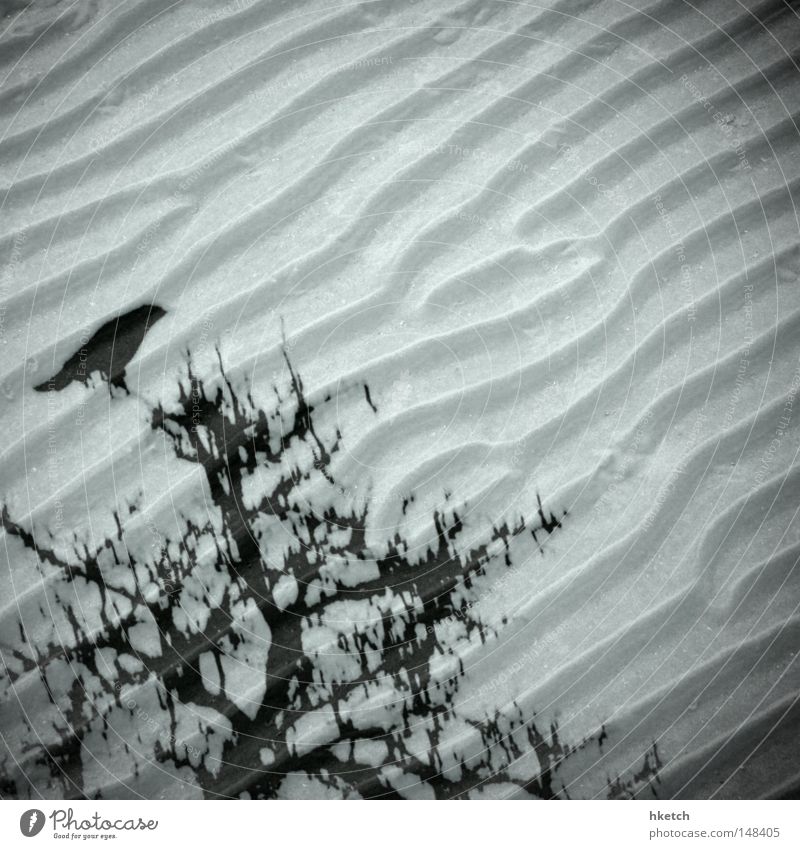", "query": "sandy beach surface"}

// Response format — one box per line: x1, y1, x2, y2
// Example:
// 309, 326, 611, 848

1, 0, 799, 799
